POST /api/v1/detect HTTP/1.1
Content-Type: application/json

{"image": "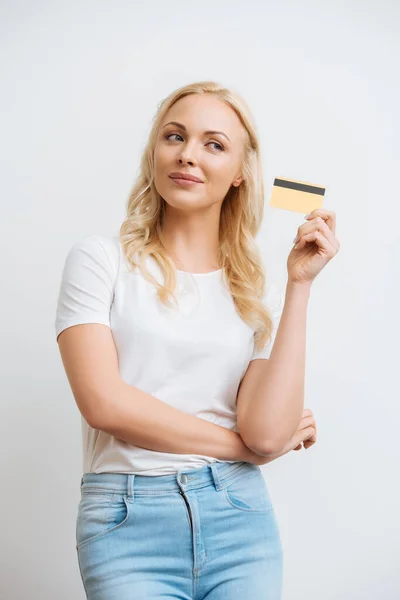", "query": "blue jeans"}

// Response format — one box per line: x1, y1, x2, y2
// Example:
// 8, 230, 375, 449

76, 460, 283, 599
